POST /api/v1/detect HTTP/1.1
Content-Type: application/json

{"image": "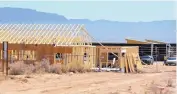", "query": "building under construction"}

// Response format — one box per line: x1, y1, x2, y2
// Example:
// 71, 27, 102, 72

0, 24, 96, 67
93, 39, 176, 61
1, 24, 173, 73
0, 24, 143, 73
